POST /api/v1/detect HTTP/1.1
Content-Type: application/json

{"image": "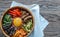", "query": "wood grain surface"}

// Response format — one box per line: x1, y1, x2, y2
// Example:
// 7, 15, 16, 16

0, 0, 60, 37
